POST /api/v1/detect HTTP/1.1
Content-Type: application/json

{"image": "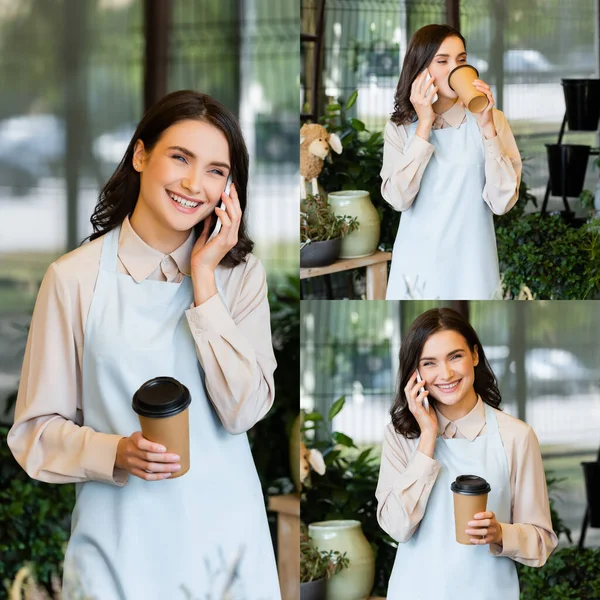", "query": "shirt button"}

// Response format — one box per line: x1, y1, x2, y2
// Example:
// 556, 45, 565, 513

190, 315, 198, 323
